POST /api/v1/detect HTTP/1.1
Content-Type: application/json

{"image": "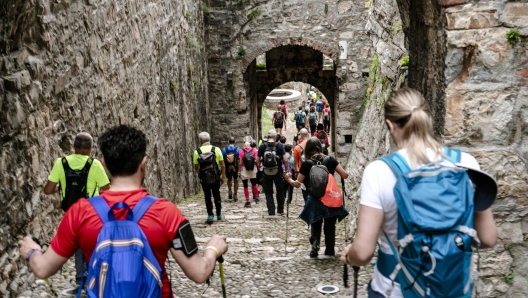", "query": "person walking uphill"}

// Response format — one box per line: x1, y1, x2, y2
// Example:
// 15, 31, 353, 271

194, 132, 226, 224
222, 137, 241, 201
285, 137, 349, 258
20, 125, 228, 298
340, 88, 498, 298
273, 105, 287, 135
43, 132, 110, 294
238, 139, 260, 207
257, 130, 290, 216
